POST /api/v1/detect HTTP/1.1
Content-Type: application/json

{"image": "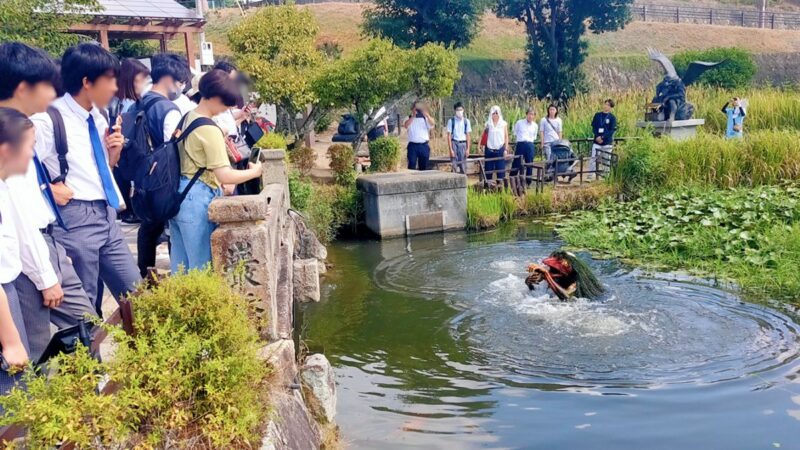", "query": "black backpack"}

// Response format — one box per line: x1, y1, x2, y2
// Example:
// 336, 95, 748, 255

130, 114, 217, 224
118, 95, 177, 182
